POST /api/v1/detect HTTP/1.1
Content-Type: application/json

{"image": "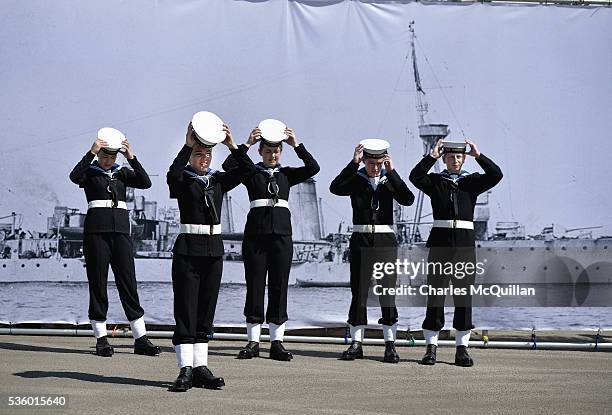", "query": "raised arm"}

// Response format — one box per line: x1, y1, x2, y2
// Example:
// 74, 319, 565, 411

263, 128, 318, 186
218, 165, 243, 193
284, 143, 320, 187
168, 145, 192, 182
409, 155, 438, 195
459, 139, 503, 194
69, 152, 95, 186
409, 138, 443, 195
118, 139, 151, 189
383, 155, 415, 206
223, 127, 261, 178
217, 126, 246, 193
461, 153, 503, 194
330, 144, 363, 196
221, 144, 250, 172
70, 138, 111, 185
329, 161, 358, 196
168, 123, 199, 196
166, 145, 192, 200
122, 157, 152, 189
